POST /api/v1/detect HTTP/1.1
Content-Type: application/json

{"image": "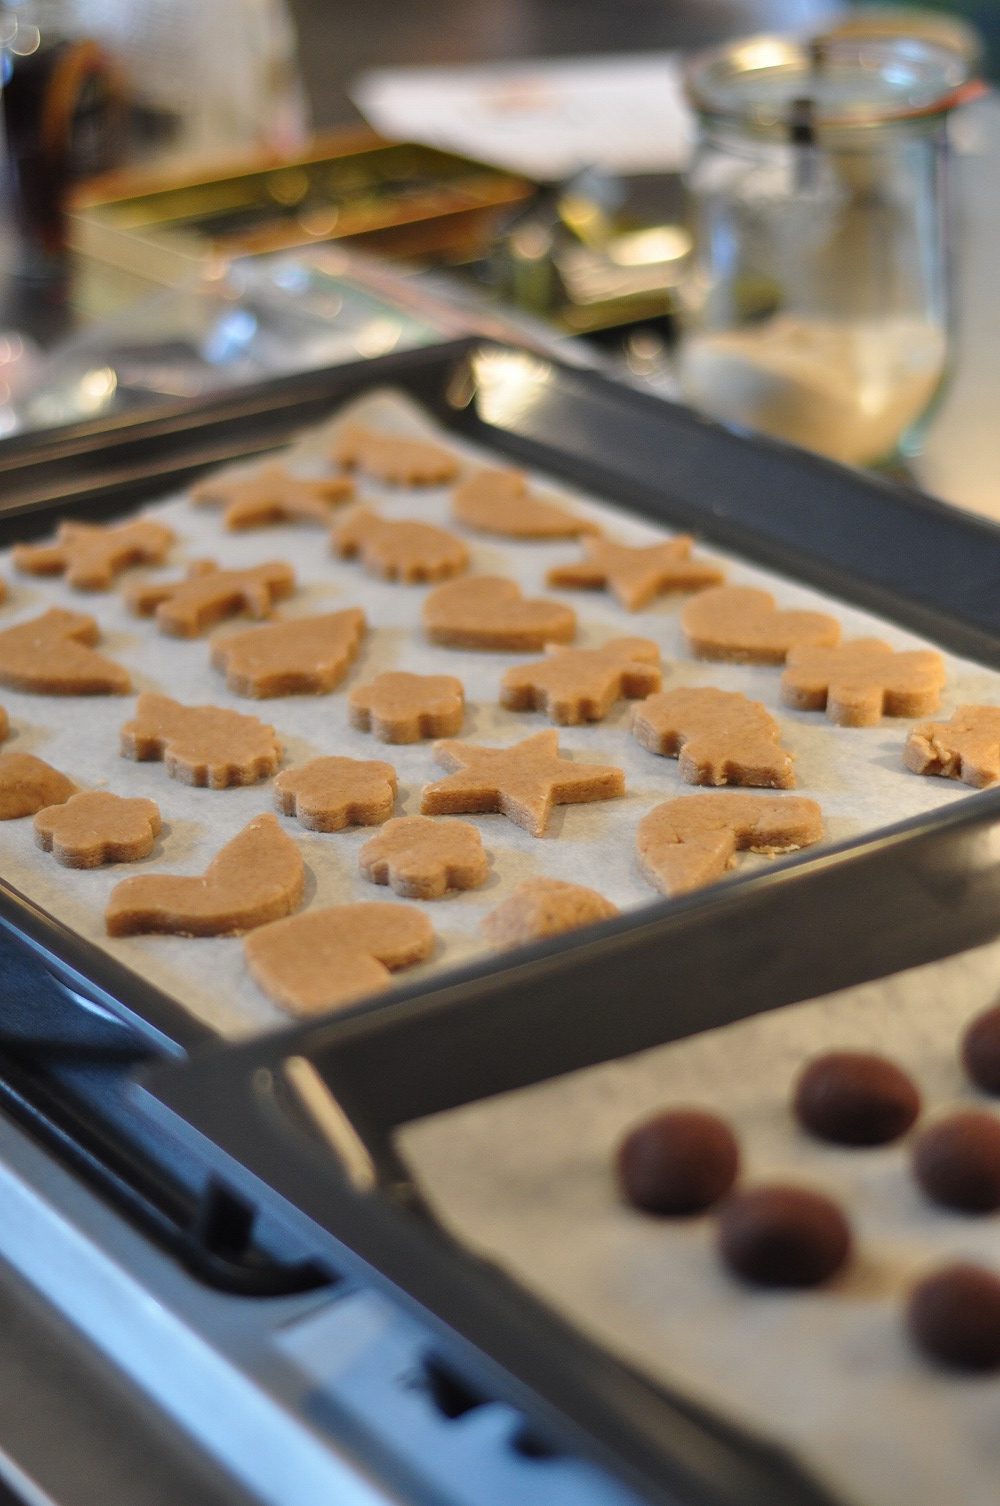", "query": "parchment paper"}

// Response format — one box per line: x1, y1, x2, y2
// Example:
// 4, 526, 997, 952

0, 389, 997, 1039
400, 938, 1000, 1506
